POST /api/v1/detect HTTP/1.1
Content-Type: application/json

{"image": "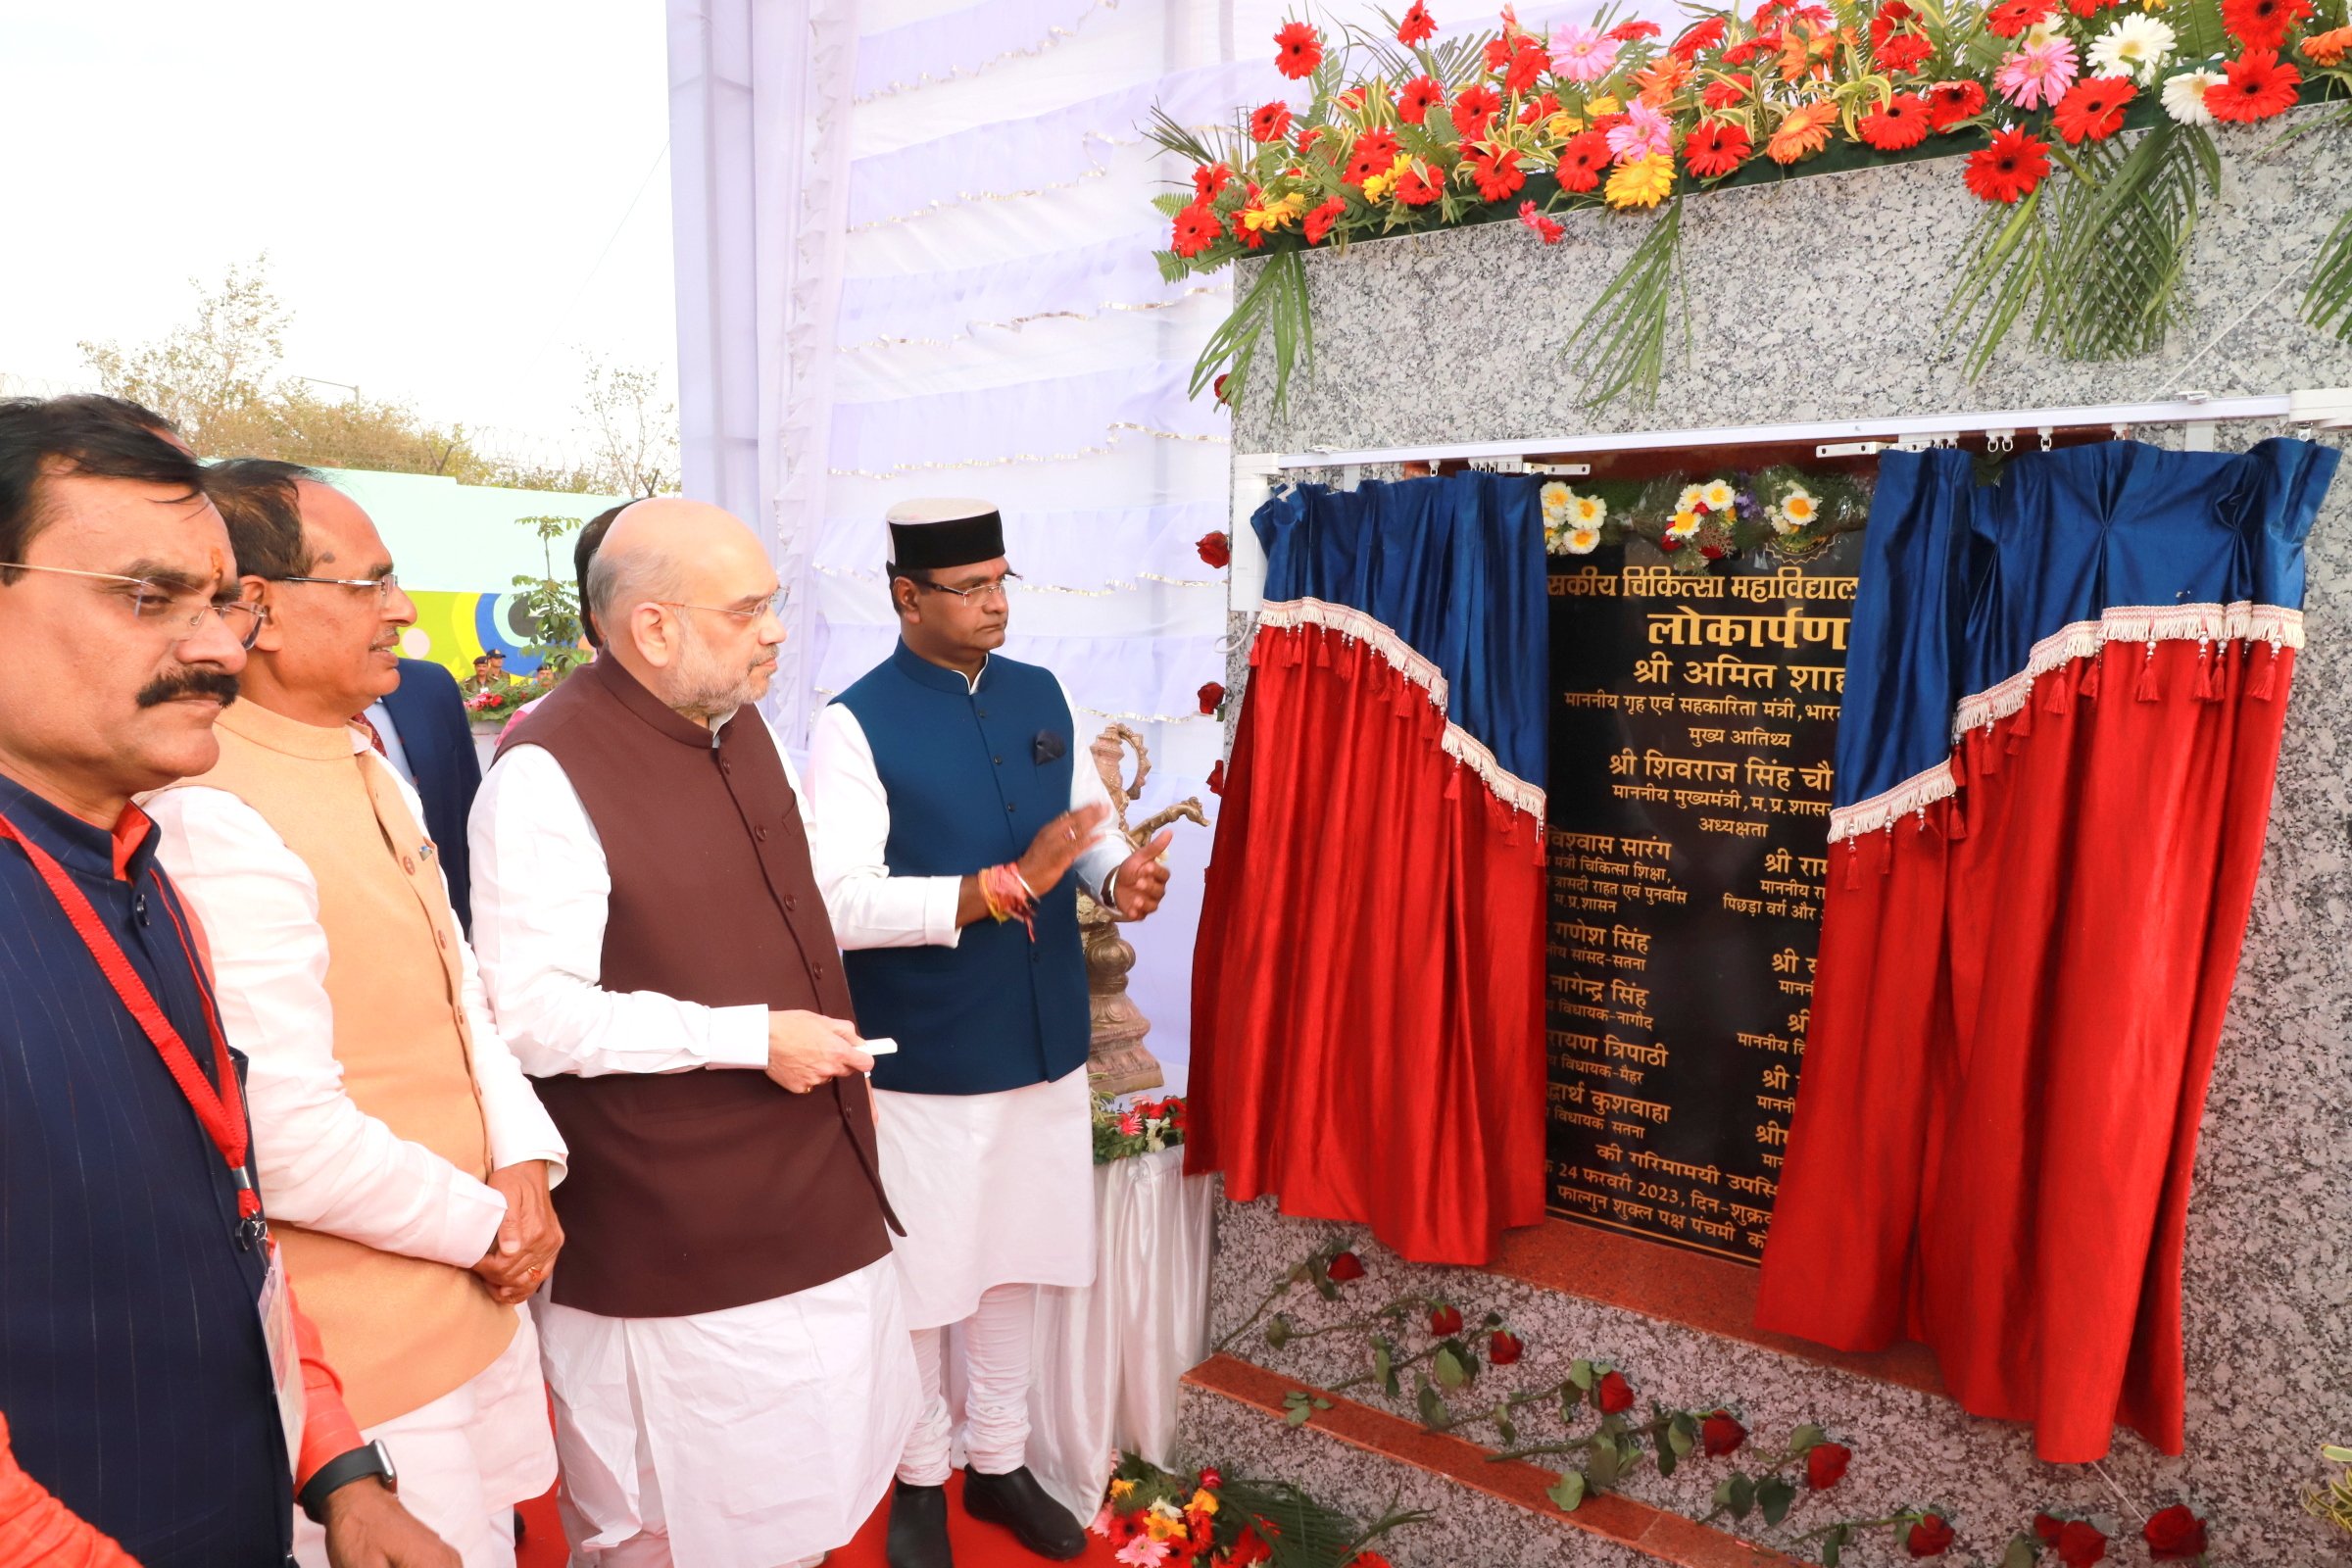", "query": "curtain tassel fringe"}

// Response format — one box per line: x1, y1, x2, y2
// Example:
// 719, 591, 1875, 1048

2134, 643, 2161, 702
2041, 669, 2069, 714
2081, 647, 2103, 701
1944, 789, 1969, 840
1841, 839, 1863, 890
2249, 641, 2279, 702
